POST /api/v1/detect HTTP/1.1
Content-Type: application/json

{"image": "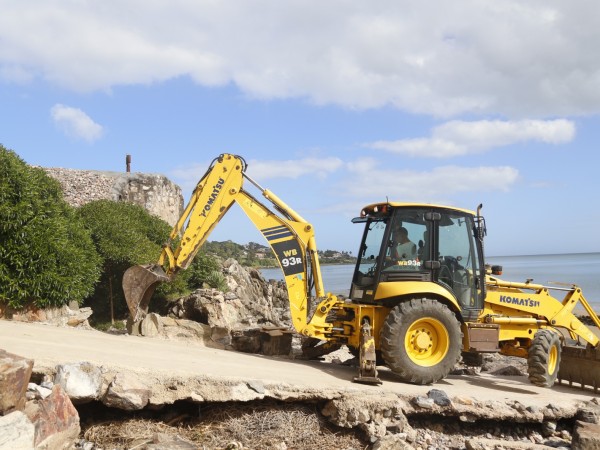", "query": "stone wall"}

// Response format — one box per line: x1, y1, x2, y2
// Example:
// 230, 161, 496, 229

43, 168, 184, 226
